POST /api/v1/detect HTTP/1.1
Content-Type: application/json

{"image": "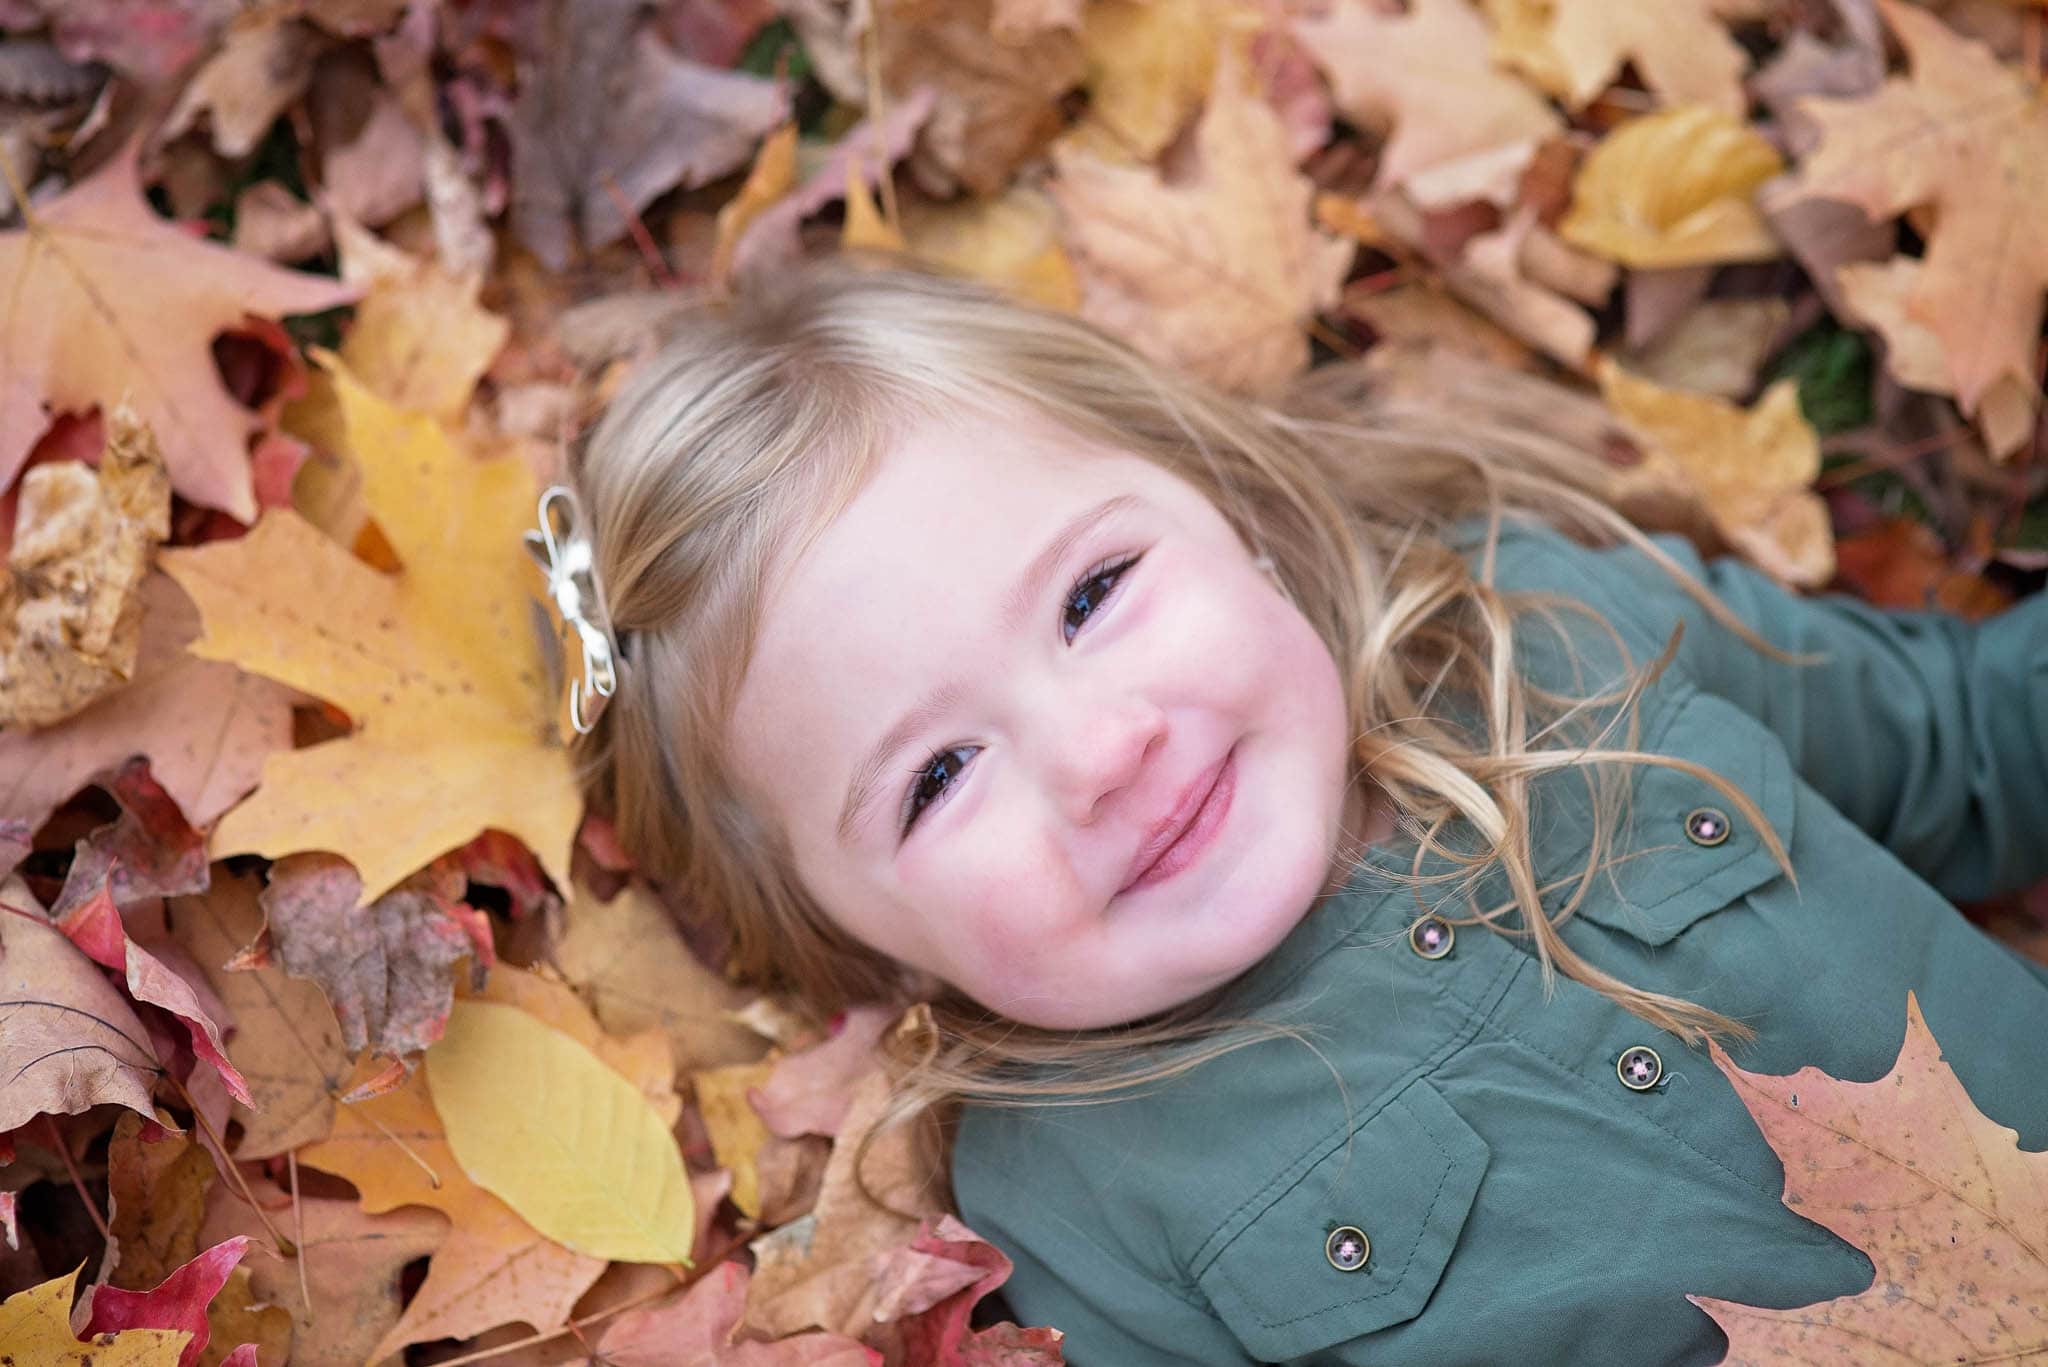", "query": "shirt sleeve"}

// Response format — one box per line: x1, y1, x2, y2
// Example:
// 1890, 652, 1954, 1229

952, 1152, 1253, 1367
1521, 525, 2048, 904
